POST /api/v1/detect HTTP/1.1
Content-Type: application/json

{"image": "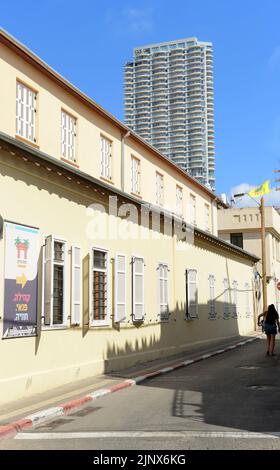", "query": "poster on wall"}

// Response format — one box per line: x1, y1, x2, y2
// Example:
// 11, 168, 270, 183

3, 222, 39, 338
